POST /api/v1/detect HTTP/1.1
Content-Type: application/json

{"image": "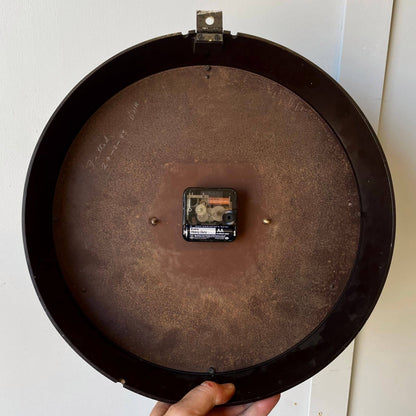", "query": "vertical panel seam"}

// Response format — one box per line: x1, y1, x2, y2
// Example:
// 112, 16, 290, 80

335, 0, 348, 82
